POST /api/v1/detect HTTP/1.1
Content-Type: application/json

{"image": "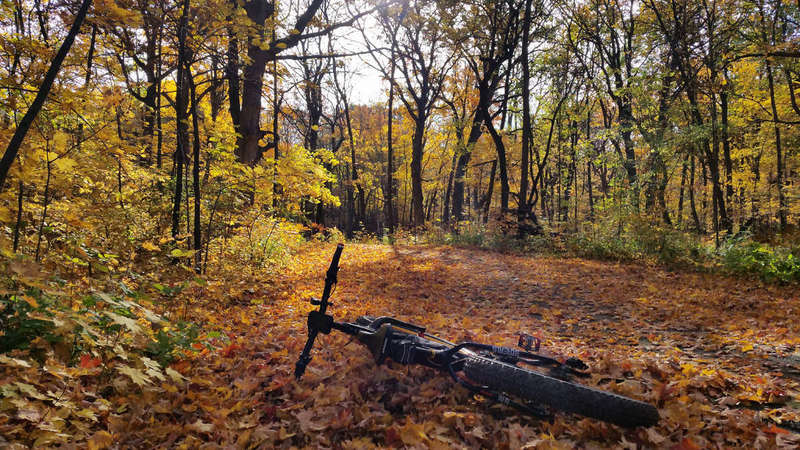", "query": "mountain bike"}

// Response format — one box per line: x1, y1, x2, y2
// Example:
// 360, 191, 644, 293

294, 244, 659, 428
